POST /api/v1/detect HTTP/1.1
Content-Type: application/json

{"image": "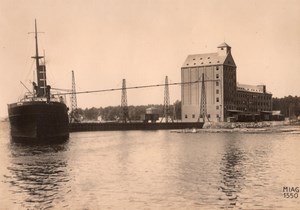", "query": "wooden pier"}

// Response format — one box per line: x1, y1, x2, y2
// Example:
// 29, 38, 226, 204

69, 122, 204, 132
